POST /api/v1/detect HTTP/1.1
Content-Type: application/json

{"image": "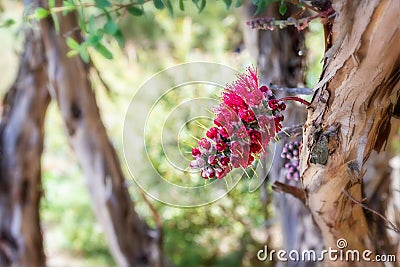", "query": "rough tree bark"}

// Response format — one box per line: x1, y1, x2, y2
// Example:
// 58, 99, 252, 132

0, 26, 50, 266
301, 0, 400, 265
37, 1, 162, 266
